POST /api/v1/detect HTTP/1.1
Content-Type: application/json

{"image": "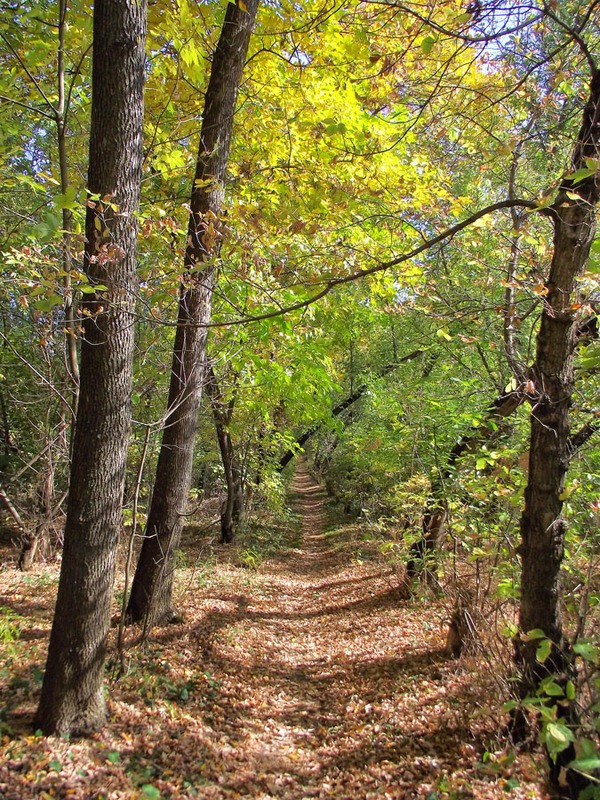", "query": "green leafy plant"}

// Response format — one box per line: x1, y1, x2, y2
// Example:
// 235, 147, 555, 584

505, 633, 600, 788
238, 547, 261, 570
0, 607, 23, 644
